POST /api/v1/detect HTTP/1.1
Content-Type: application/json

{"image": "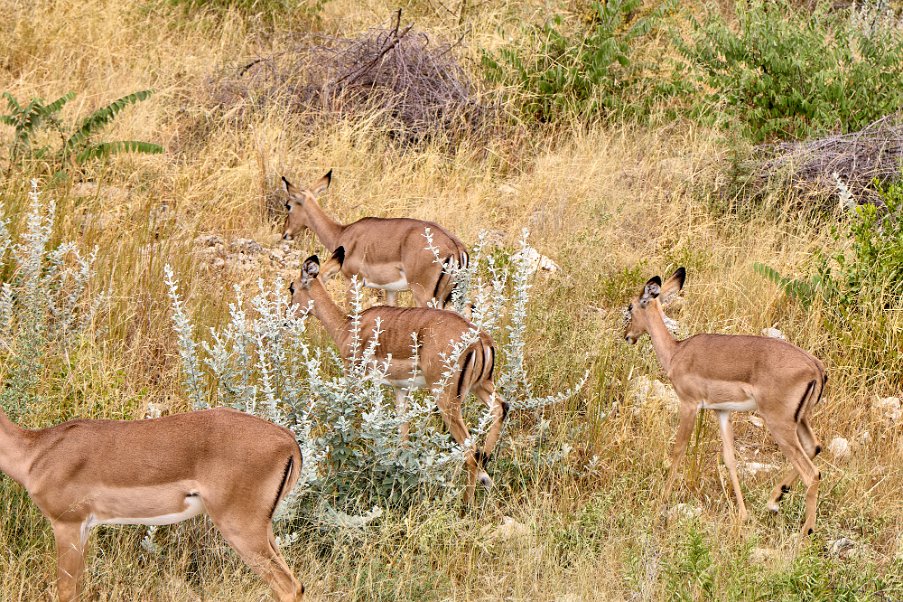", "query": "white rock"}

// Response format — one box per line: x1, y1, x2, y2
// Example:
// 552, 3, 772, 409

875, 396, 901, 423
668, 503, 703, 521
740, 461, 779, 477
497, 183, 518, 195
230, 238, 264, 255
829, 537, 855, 558
828, 437, 850, 459
748, 415, 765, 428
511, 245, 560, 274
761, 327, 786, 340
750, 547, 781, 564
195, 234, 224, 247
627, 376, 680, 414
